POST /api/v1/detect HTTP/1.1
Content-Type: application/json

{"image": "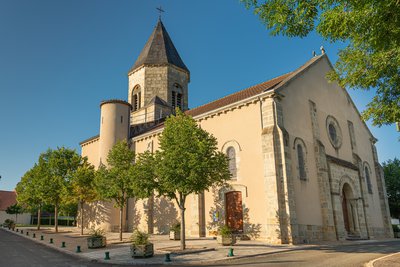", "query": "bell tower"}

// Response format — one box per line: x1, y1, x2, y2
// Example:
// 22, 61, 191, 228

128, 19, 190, 126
